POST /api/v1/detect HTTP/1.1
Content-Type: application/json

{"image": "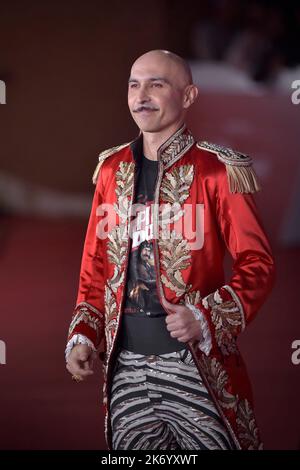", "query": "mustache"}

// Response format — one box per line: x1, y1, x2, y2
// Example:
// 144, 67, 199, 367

133, 105, 159, 113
